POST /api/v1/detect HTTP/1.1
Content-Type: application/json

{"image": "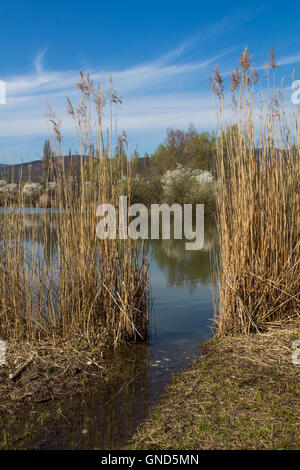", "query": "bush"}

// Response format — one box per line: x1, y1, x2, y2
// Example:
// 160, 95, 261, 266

161, 164, 216, 212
